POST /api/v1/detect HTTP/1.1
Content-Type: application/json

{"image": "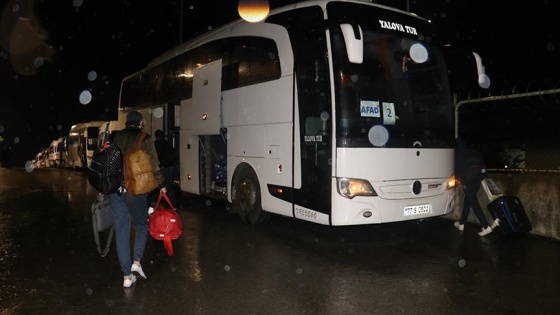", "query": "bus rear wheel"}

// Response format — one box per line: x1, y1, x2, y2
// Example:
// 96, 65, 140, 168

232, 166, 270, 225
